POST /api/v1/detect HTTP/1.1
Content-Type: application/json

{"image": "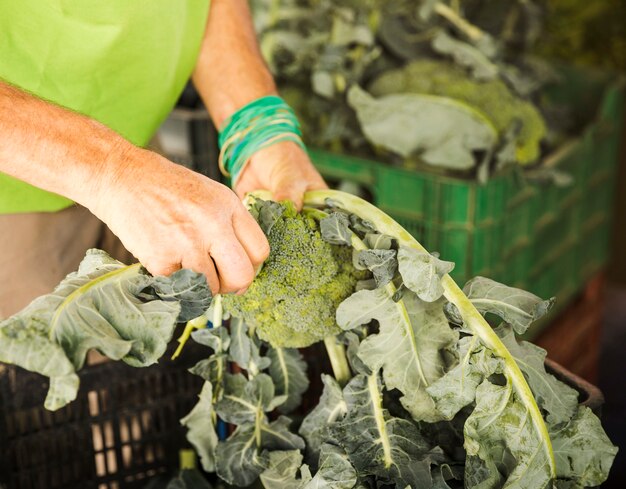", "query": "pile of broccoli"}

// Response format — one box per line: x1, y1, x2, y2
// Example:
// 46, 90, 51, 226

222, 201, 364, 348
